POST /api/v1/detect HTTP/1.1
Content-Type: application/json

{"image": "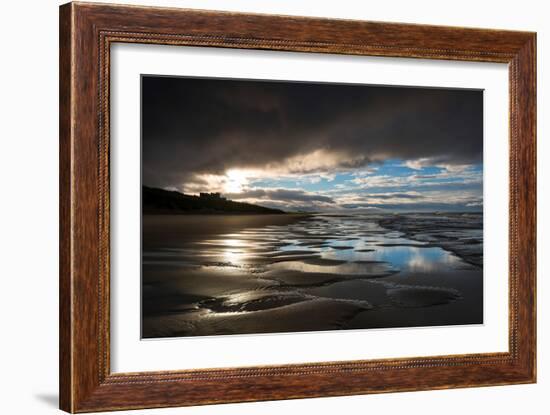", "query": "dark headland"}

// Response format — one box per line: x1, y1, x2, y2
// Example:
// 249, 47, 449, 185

142, 185, 285, 214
